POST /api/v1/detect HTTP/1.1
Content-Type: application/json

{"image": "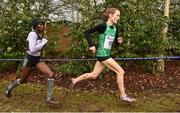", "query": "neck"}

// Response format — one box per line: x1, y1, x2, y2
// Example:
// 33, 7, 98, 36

34, 29, 42, 34
107, 20, 113, 26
